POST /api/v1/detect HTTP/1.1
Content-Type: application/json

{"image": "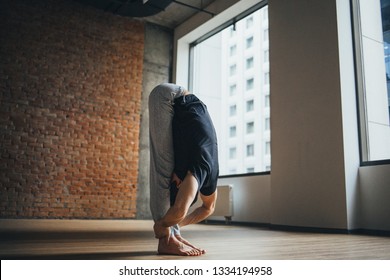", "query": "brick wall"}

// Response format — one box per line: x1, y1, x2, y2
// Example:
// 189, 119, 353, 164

0, 0, 144, 218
